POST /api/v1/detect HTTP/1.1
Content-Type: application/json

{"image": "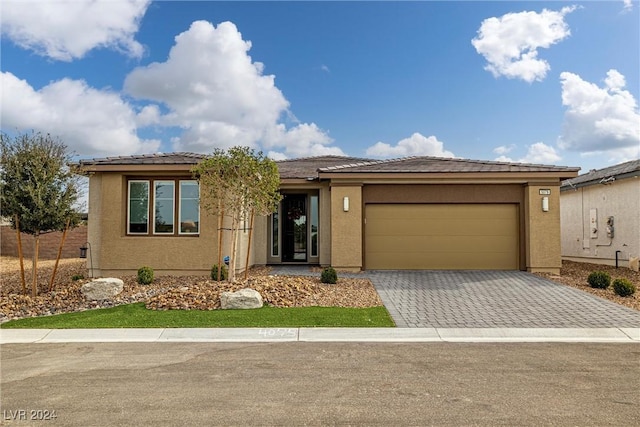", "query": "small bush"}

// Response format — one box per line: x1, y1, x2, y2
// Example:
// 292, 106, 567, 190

211, 264, 228, 281
612, 278, 636, 297
71, 274, 84, 281
320, 267, 338, 284
587, 271, 611, 289
137, 266, 154, 285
